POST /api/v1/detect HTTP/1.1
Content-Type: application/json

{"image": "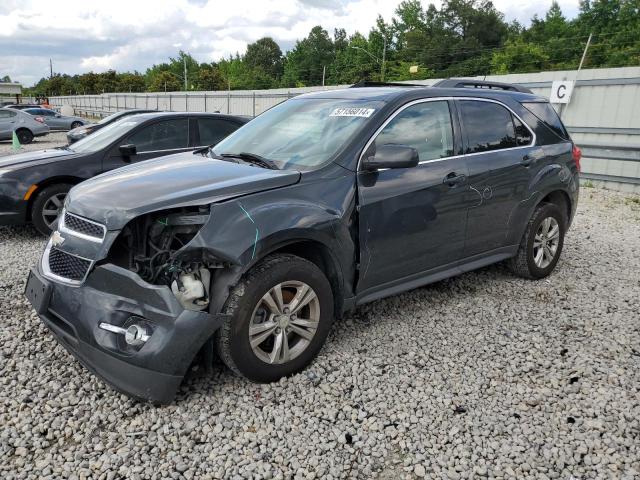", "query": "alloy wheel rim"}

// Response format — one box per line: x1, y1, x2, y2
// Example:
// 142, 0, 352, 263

533, 217, 560, 269
42, 193, 66, 230
248, 280, 320, 365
